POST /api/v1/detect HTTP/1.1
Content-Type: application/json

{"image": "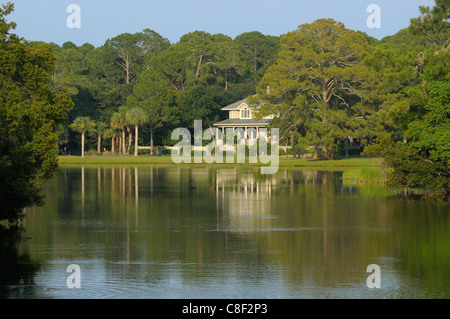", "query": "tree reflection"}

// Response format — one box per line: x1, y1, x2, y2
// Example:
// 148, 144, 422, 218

8, 165, 448, 298
0, 226, 41, 298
